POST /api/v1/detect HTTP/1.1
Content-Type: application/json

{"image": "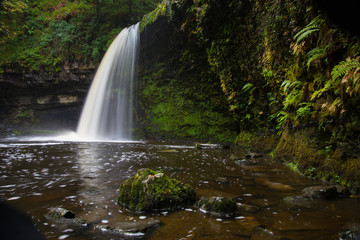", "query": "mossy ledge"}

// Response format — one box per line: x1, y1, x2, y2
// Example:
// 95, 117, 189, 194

117, 169, 196, 212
